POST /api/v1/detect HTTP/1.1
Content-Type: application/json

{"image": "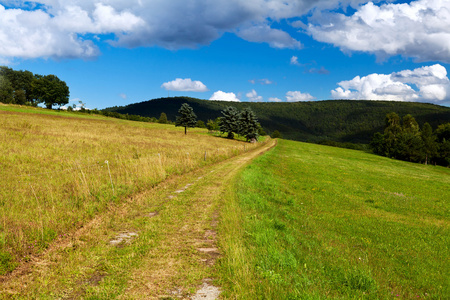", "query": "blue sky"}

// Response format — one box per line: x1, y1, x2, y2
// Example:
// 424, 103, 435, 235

1, 0, 450, 109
